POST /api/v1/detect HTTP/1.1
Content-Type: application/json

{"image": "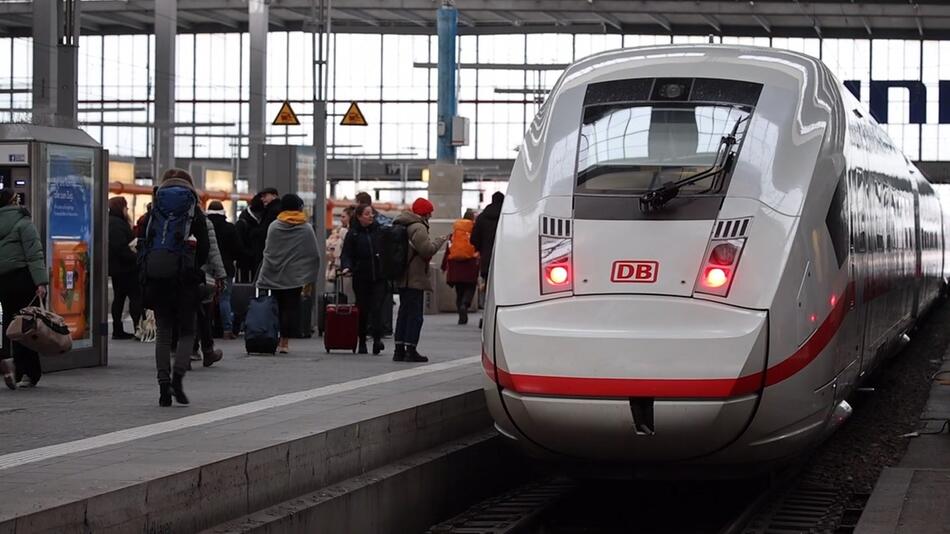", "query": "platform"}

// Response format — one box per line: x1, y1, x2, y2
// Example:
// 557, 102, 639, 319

855, 347, 950, 533
0, 314, 491, 533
